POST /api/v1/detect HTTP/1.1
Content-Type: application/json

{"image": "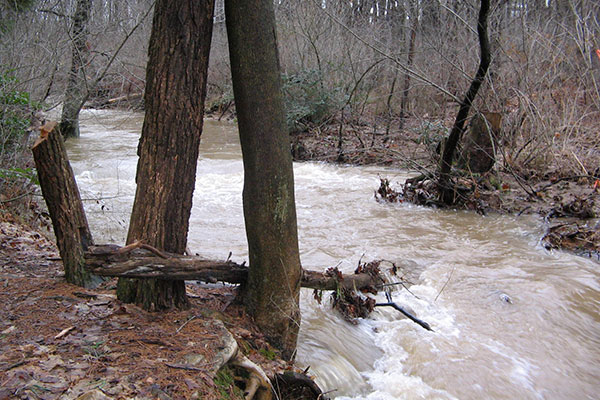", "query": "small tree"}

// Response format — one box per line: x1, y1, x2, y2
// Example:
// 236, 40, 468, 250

225, 0, 303, 360
438, 0, 491, 204
59, 0, 91, 139
117, 0, 215, 310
